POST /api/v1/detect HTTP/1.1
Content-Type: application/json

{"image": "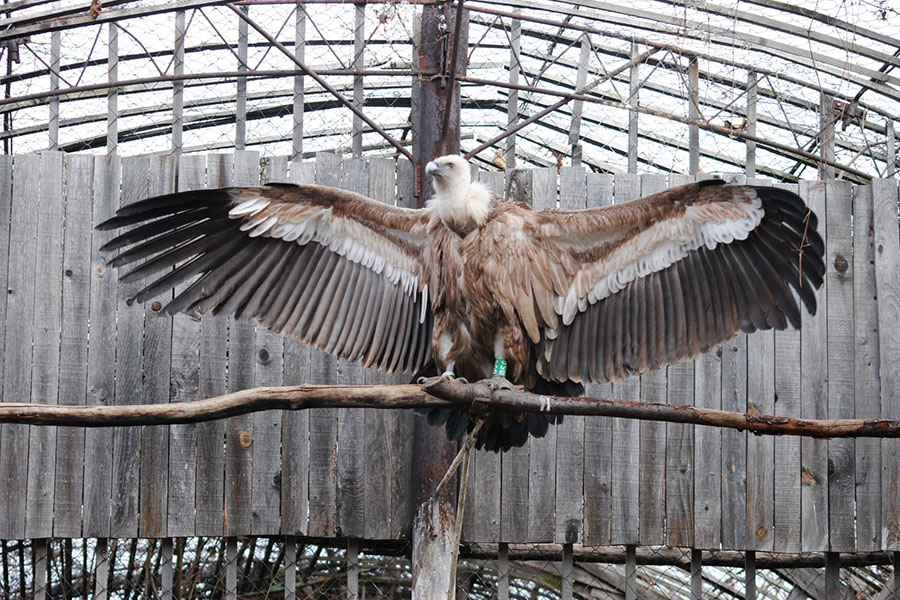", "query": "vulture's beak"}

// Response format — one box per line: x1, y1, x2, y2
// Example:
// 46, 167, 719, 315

425, 161, 443, 178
